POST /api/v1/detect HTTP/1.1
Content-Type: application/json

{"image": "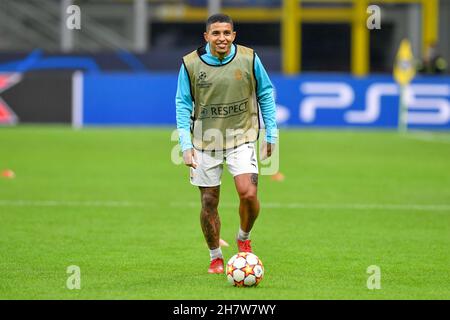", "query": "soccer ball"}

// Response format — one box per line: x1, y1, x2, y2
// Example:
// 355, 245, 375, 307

226, 252, 264, 287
